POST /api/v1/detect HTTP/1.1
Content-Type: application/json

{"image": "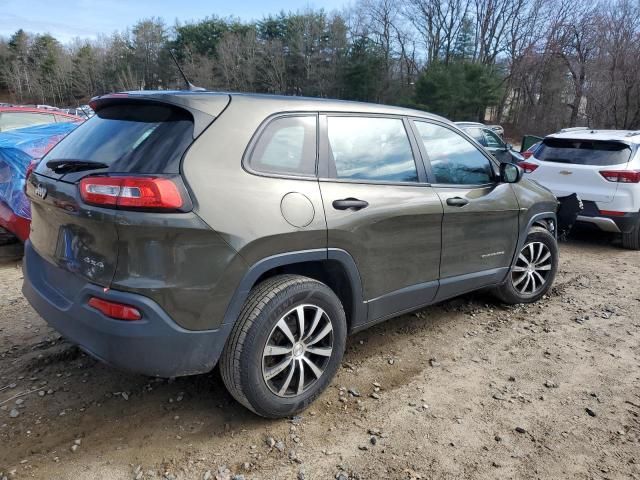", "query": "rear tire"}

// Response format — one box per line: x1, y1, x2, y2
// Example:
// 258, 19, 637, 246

220, 274, 347, 418
621, 219, 640, 250
494, 227, 558, 304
